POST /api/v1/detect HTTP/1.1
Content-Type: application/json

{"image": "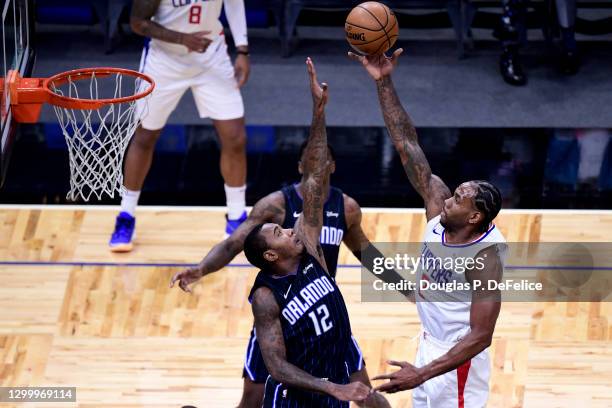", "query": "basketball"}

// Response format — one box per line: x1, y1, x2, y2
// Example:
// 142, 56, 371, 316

345, 2, 399, 55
